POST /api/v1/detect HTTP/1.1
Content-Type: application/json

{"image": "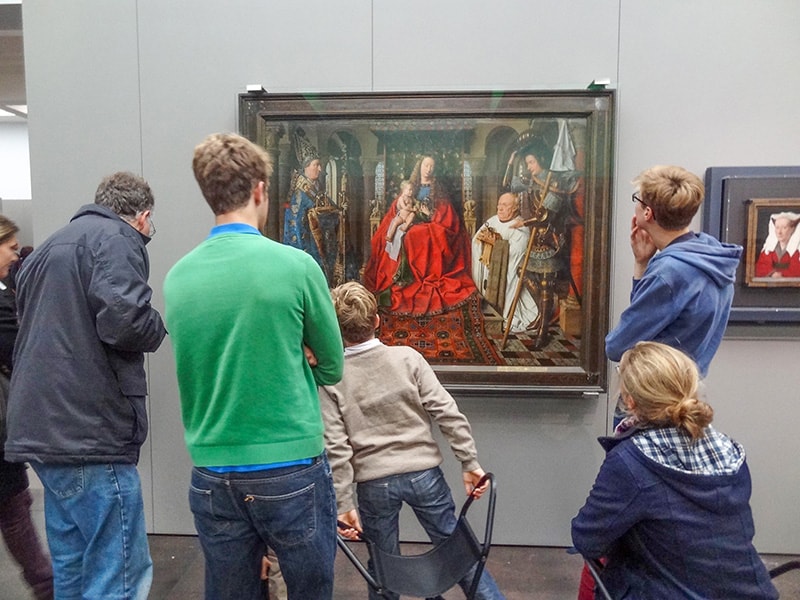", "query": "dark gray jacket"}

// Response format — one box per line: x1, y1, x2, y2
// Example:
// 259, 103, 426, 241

4, 204, 166, 464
